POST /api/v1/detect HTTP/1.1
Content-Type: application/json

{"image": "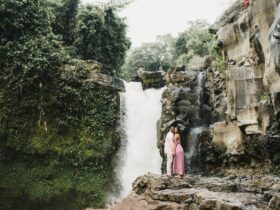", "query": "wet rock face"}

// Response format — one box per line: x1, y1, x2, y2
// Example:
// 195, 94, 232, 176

157, 66, 211, 173
112, 173, 280, 210
204, 57, 227, 122
136, 68, 165, 89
